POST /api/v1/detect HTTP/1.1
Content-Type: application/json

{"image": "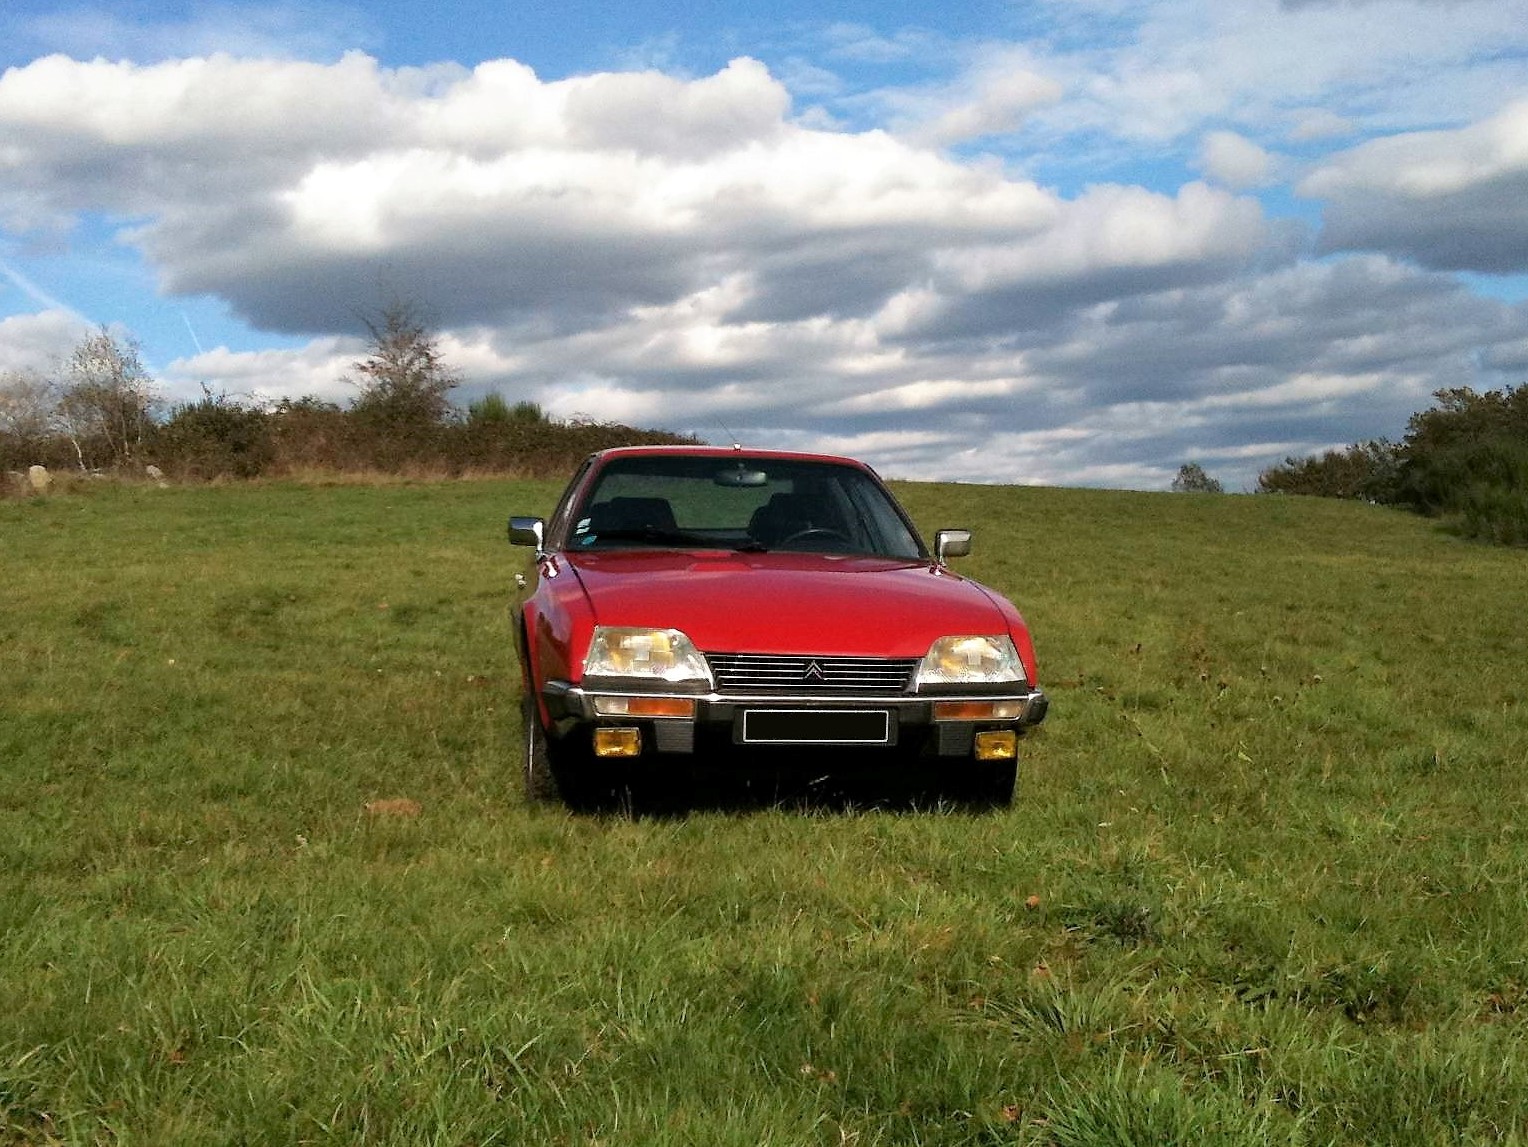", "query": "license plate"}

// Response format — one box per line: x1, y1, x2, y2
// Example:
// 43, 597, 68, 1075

740, 709, 893, 745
